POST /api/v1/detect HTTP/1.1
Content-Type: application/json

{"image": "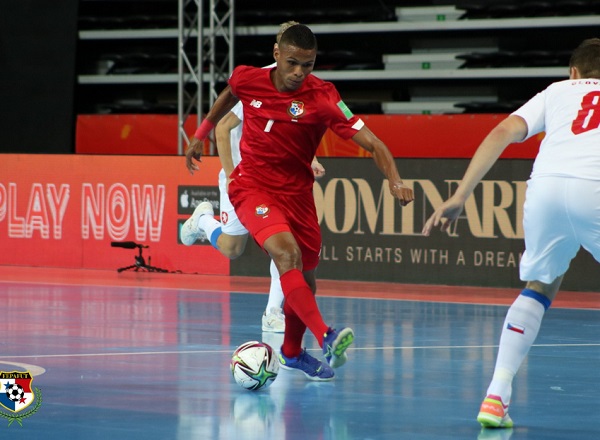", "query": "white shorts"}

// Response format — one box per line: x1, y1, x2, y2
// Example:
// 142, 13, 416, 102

520, 176, 600, 283
218, 169, 248, 236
